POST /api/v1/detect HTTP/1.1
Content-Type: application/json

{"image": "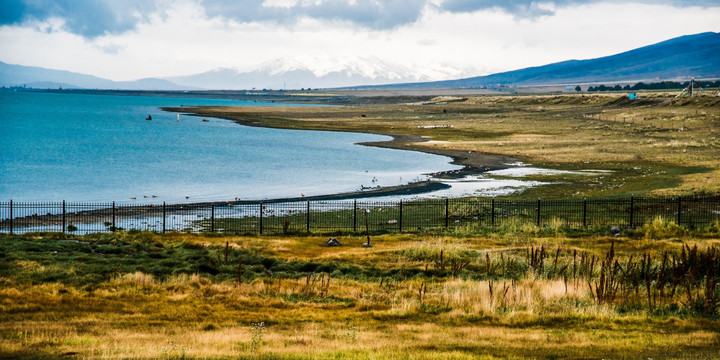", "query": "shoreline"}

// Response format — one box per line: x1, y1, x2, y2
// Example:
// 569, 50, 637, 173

162, 105, 519, 203
357, 133, 517, 178
3, 102, 515, 230
1, 182, 454, 229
